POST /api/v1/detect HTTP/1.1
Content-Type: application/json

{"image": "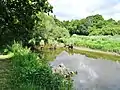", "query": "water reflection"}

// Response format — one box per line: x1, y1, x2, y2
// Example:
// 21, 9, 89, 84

51, 51, 120, 90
